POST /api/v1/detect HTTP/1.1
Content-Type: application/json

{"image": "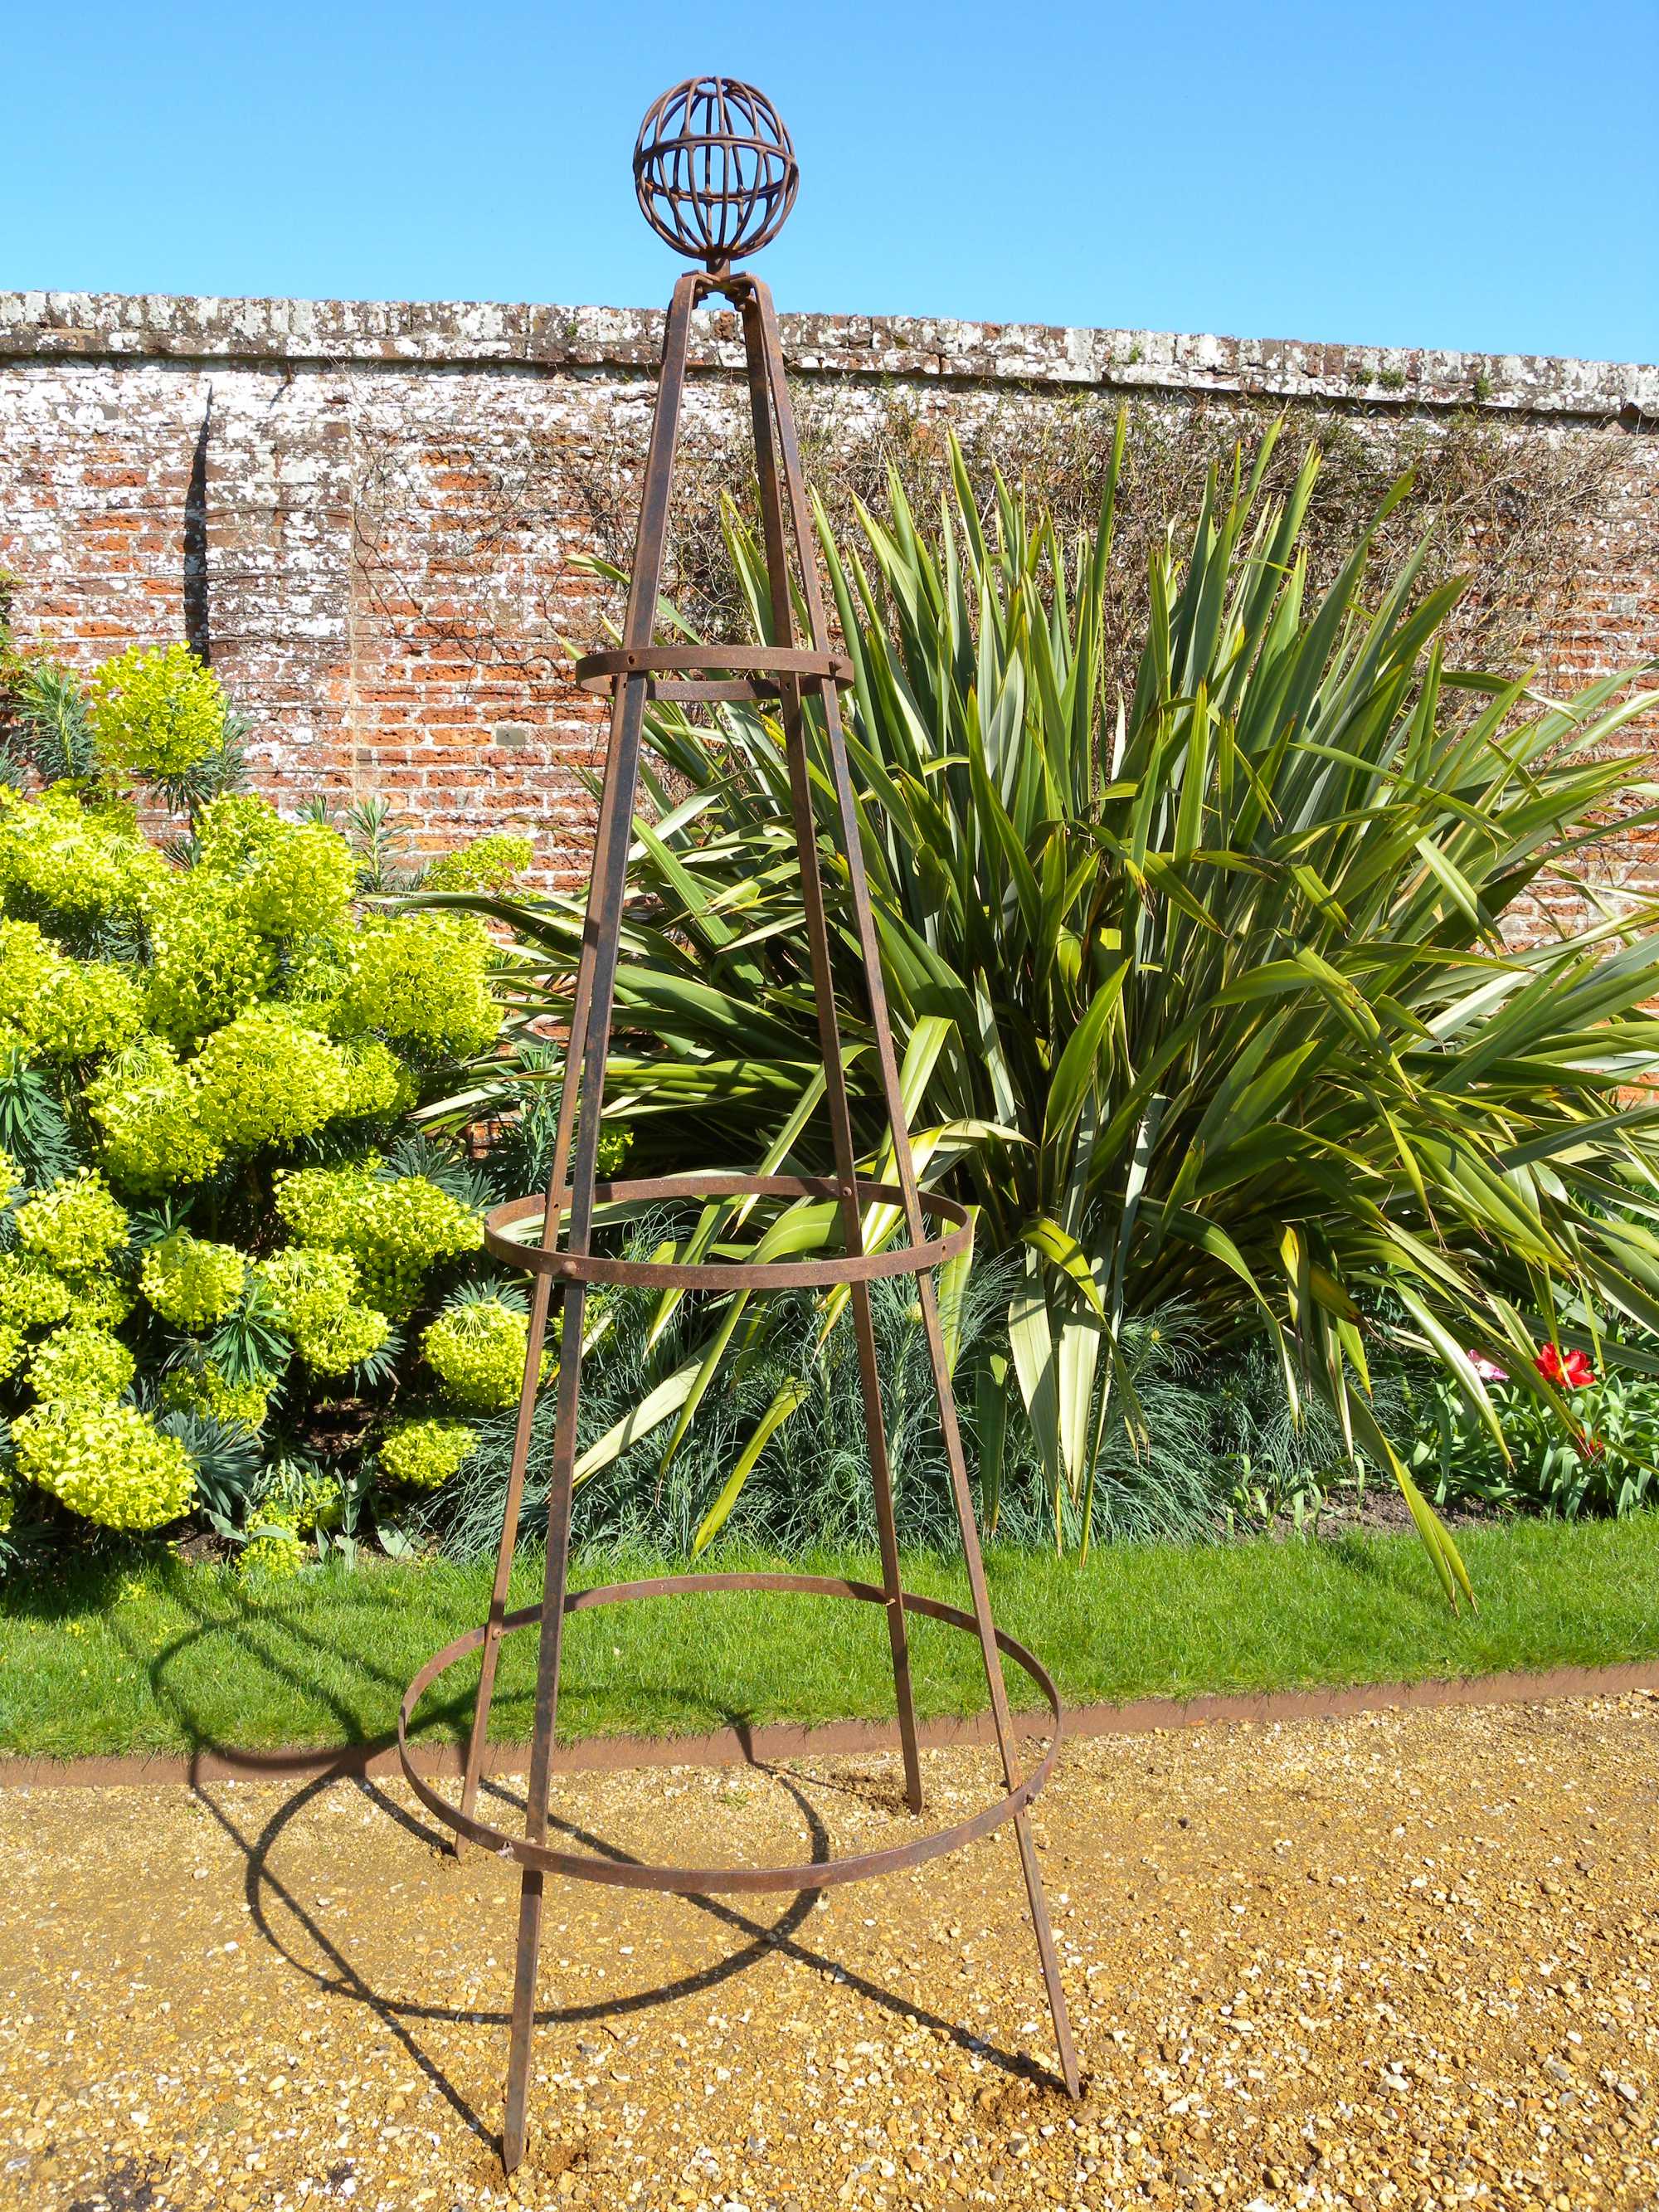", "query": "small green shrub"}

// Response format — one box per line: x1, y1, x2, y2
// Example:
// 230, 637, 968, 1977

380, 1414, 479, 1491
88, 644, 230, 782
238, 1521, 307, 1582
421, 1292, 545, 1413
27, 1323, 135, 1404
330, 914, 502, 1060
273, 1163, 482, 1318
139, 1232, 247, 1328
15, 1171, 129, 1277
421, 833, 532, 894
